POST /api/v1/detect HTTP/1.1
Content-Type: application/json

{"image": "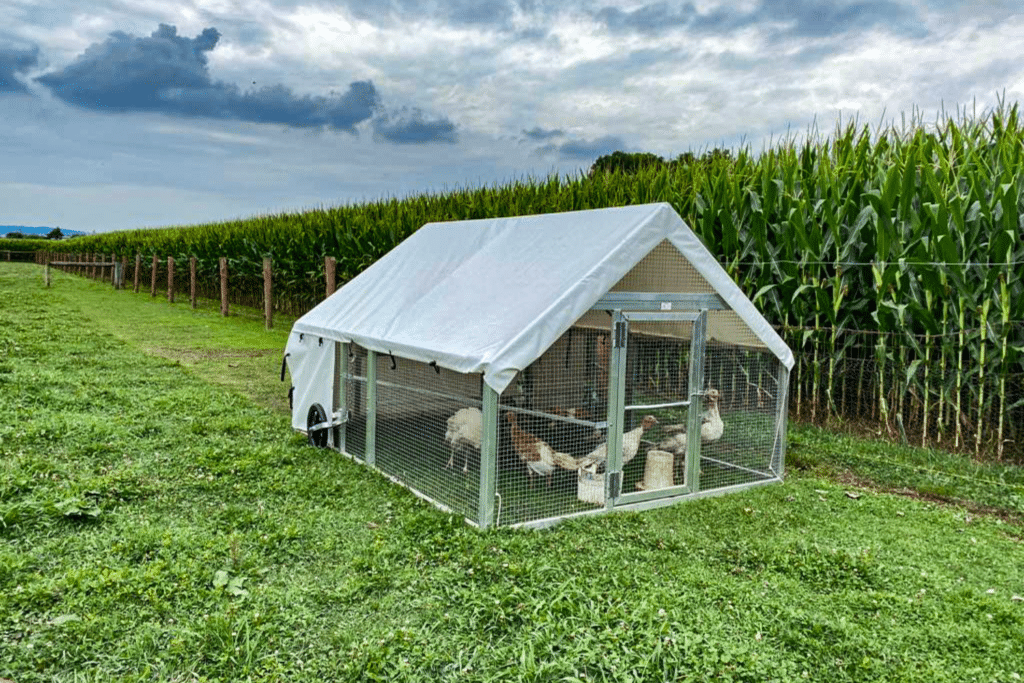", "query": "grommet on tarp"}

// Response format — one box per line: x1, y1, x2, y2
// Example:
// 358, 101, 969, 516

319, 337, 324, 347
299, 333, 304, 341
429, 360, 440, 374
389, 351, 397, 370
